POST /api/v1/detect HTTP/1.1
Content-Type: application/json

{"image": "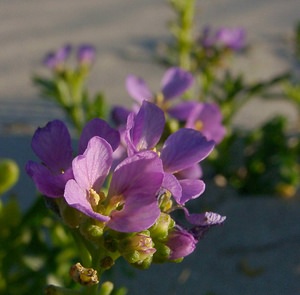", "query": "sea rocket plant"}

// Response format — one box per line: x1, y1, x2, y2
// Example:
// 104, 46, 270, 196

26, 101, 225, 293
